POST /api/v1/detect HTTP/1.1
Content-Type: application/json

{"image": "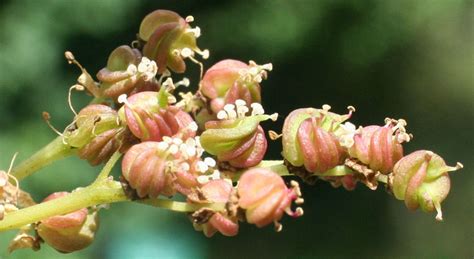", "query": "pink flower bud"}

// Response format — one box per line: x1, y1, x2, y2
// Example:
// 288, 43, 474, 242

139, 10, 207, 73
237, 168, 303, 231
190, 180, 239, 237
119, 91, 196, 142
37, 192, 99, 253
348, 118, 410, 174
392, 150, 462, 221
282, 106, 353, 174
201, 60, 272, 115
